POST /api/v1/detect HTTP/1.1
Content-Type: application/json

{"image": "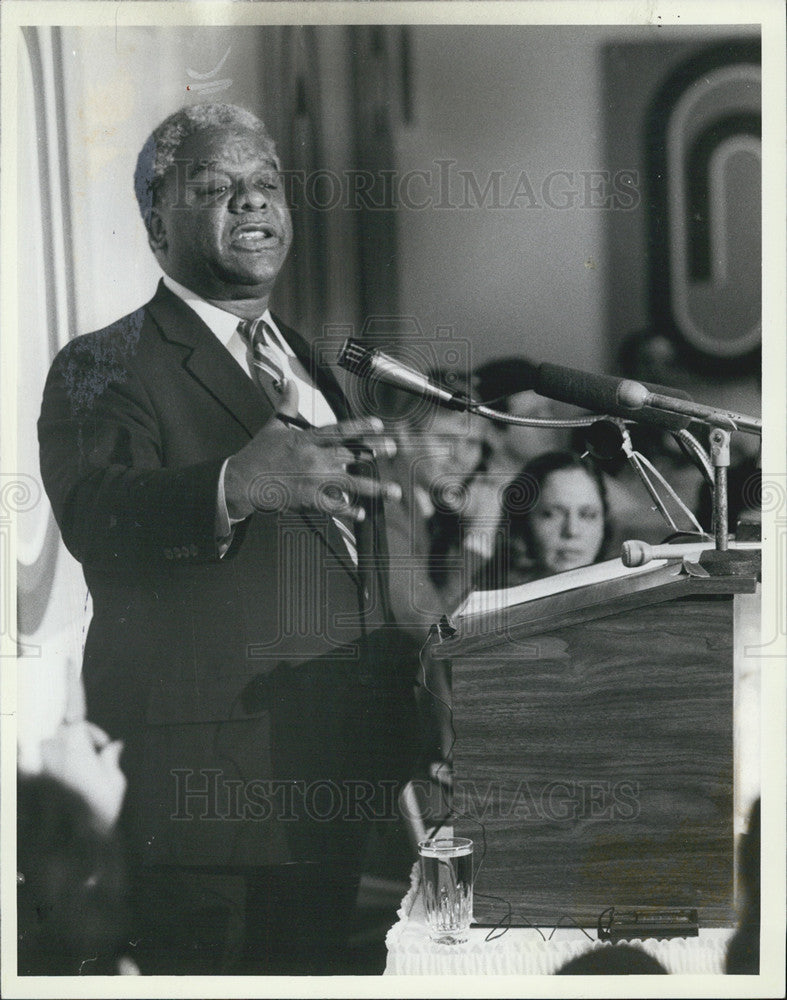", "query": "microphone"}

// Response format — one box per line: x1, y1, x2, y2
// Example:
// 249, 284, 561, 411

534, 363, 693, 432
621, 539, 710, 567
338, 339, 473, 411
616, 380, 762, 436
622, 538, 759, 567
